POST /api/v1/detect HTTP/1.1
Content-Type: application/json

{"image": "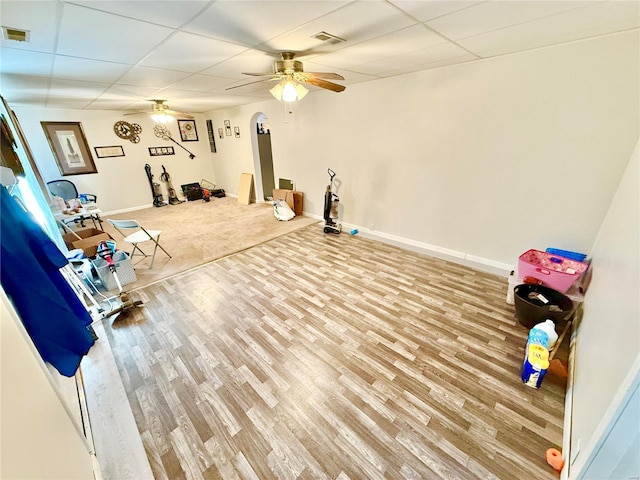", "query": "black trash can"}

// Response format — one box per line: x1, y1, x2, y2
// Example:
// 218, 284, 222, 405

514, 283, 574, 329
